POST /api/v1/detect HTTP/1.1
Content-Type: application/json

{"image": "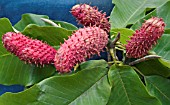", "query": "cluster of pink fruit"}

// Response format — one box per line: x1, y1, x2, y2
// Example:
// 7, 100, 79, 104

2, 4, 110, 73
2, 4, 165, 73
